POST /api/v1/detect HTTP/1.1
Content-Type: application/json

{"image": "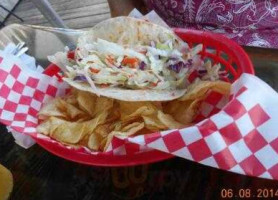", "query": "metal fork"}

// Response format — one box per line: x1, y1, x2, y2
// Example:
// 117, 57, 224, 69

10, 42, 28, 57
